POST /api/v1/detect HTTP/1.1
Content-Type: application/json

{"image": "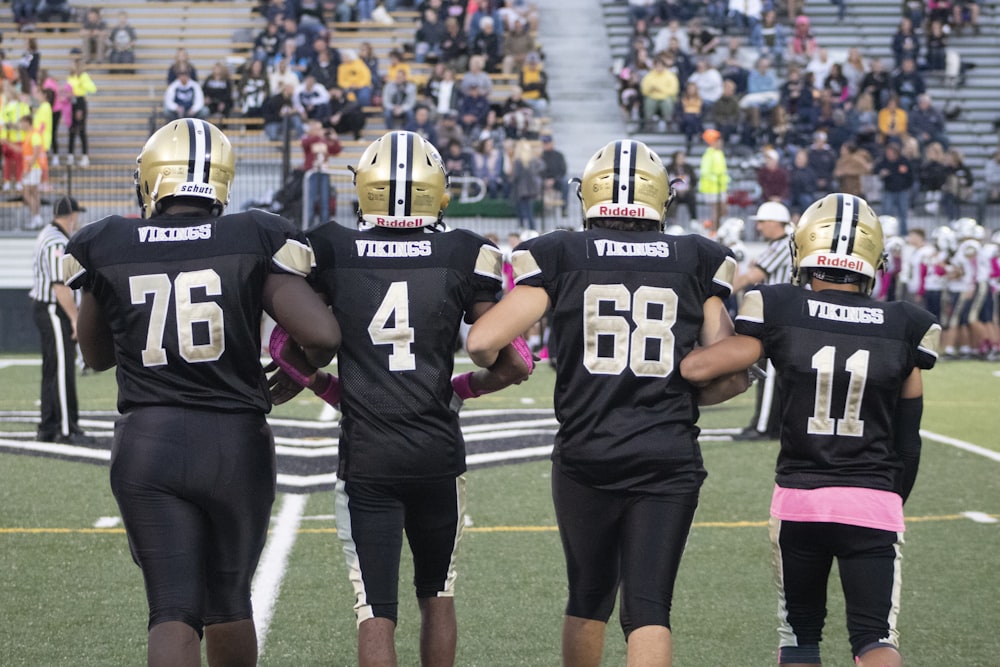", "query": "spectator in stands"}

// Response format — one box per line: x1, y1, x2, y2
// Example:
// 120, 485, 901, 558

842, 48, 867, 99
167, 48, 198, 85
717, 41, 749, 94
666, 149, 698, 223
618, 67, 643, 125
508, 137, 543, 231
757, 147, 790, 203
272, 37, 310, 82
40, 69, 71, 166
518, 51, 548, 116
66, 52, 96, 168
926, 0, 952, 26
924, 20, 948, 72
826, 108, 854, 152
415, 7, 448, 64
779, 63, 807, 121
404, 104, 439, 147
18, 37, 41, 89
203, 62, 235, 121
833, 141, 873, 197
439, 16, 470, 73
301, 118, 341, 227
942, 148, 973, 219
952, 0, 981, 35
80, 7, 107, 65
687, 16, 720, 57
688, 58, 724, 112
12, 0, 37, 29
875, 141, 914, 234
892, 58, 925, 111
381, 69, 417, 130
858, 57, 890, 109
679, 80, 705, 149
356, 42, 382, 101
699, 128, 729, 232
789, 15, 818, 67
823, 62, 850, 106
627, 0, 659, 25
262, 82, 305, 141
741, 56, 780, 129
443, 136, 474, 186
36, 0, 71, 23
909, 93, 947, 149
787, 148, 817, 214
164, 67, 209, 122
902, 0, 925, 26
308, 37, 341, 90
713, 79, 742, 144
253, 20, 283, 64
467, 0, 504, 43
640, 57, 679, 132
654, 17, 689, 55
806, 130, 837, 193
238, 59, 270, 119
471, 15, 503, 73
539, 134, 567, 216
750, 9, 788, 66
499, 86, 534, 139
107, 11, 137, 73
385, 49, 411, 86
805, 47, 834, 94
1, 83, 29, 191
337, 49, 374, 108
457, 83, 491, 138
421, 63, 459, 117
294, 73, 331, 121
435, 110, 466, 152
891, 17, 920, 71
326, 85, 366, 140
918, 140, 950, 214
472, 132, 507, 199
501, 16, 536, 75
984, 149, 1000, 206
461, 55, 493, 97
878, 93, 908, 143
